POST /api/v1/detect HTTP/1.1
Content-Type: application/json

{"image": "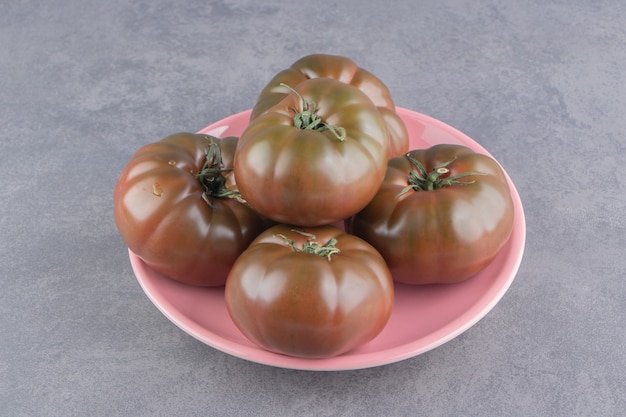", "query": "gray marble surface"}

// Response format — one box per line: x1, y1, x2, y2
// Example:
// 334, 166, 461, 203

2, 1, 624, 416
